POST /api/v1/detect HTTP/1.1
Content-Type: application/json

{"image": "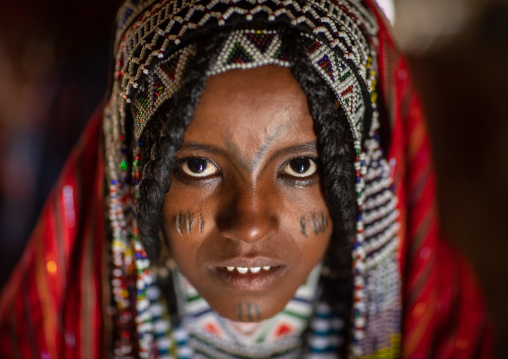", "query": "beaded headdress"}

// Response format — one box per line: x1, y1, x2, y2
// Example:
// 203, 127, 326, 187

104, 0, 401, 357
